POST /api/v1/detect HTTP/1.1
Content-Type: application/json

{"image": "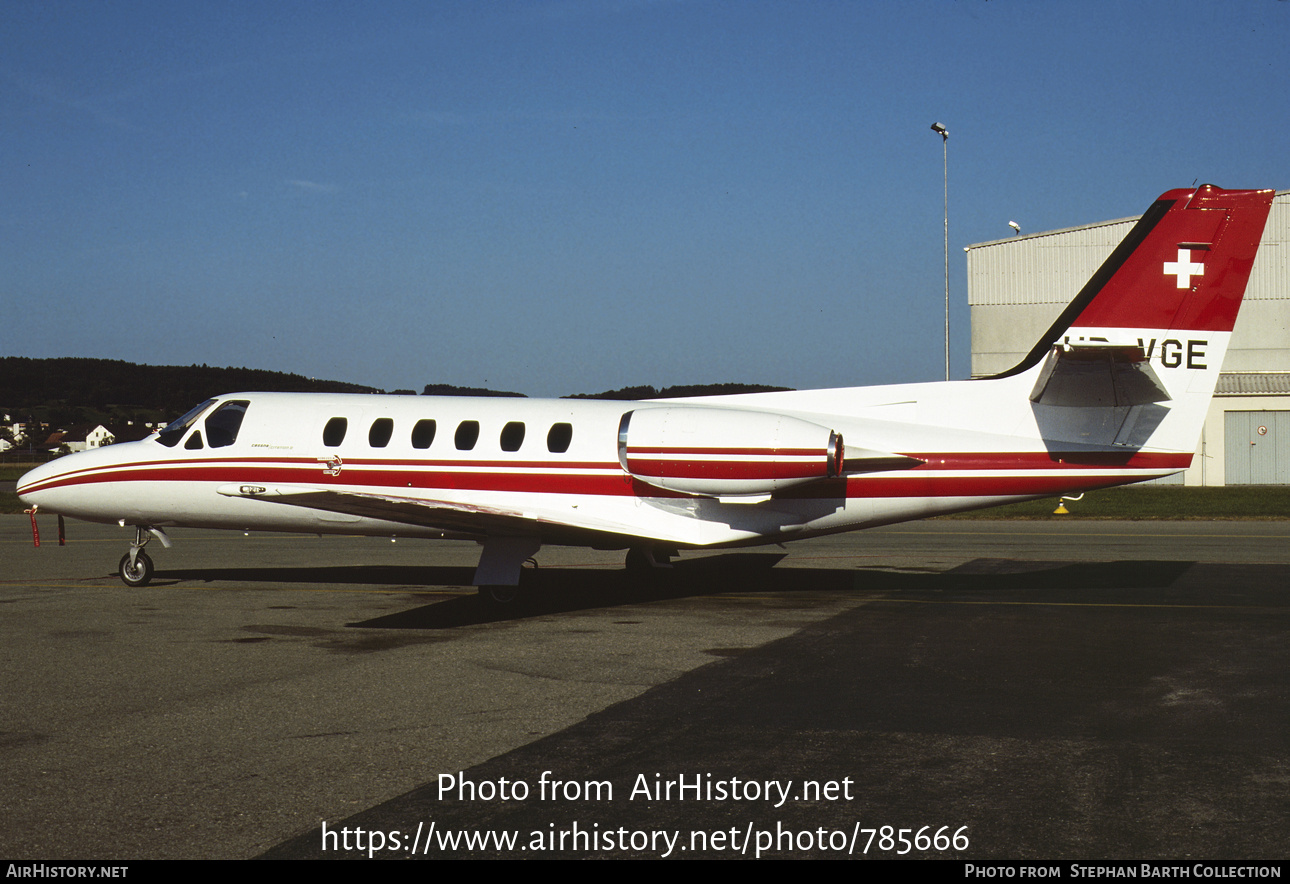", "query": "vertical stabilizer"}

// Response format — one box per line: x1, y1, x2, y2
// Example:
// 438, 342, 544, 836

1007, 185, 1274, 456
